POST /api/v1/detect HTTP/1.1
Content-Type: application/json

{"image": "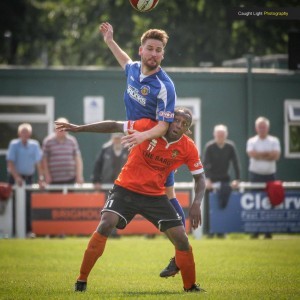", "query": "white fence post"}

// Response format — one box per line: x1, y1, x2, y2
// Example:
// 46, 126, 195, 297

15, 184, 26, 238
